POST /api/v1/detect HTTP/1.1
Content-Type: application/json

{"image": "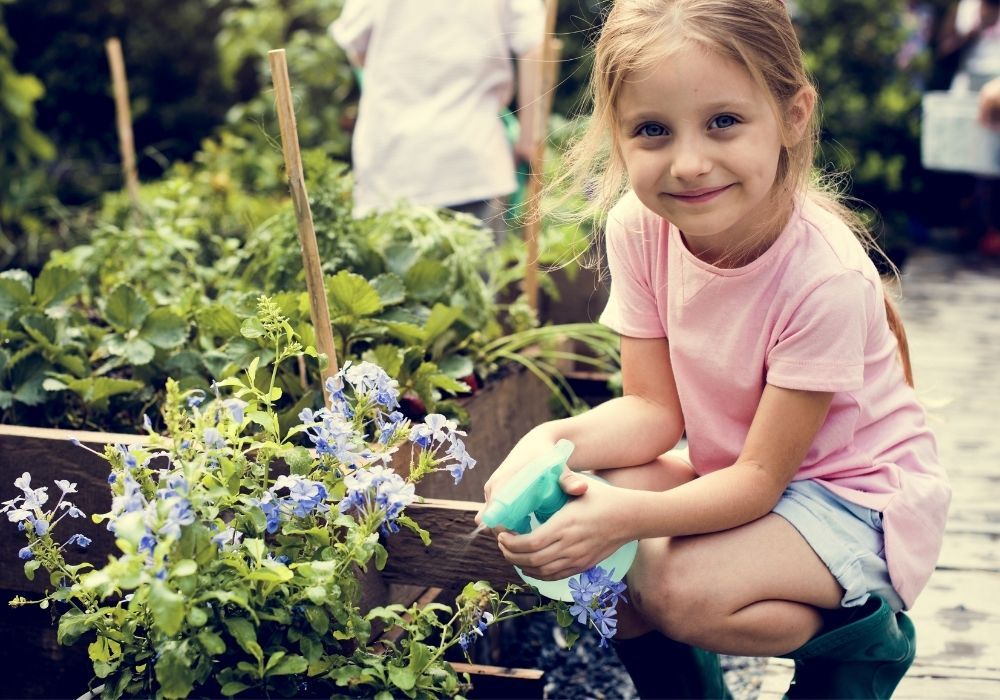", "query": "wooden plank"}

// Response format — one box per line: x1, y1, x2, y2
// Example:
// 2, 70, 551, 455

937, 532, 1000, 572
382, 498, 518, 589
453, 661, 545, 699
907, 570, 1000, 671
